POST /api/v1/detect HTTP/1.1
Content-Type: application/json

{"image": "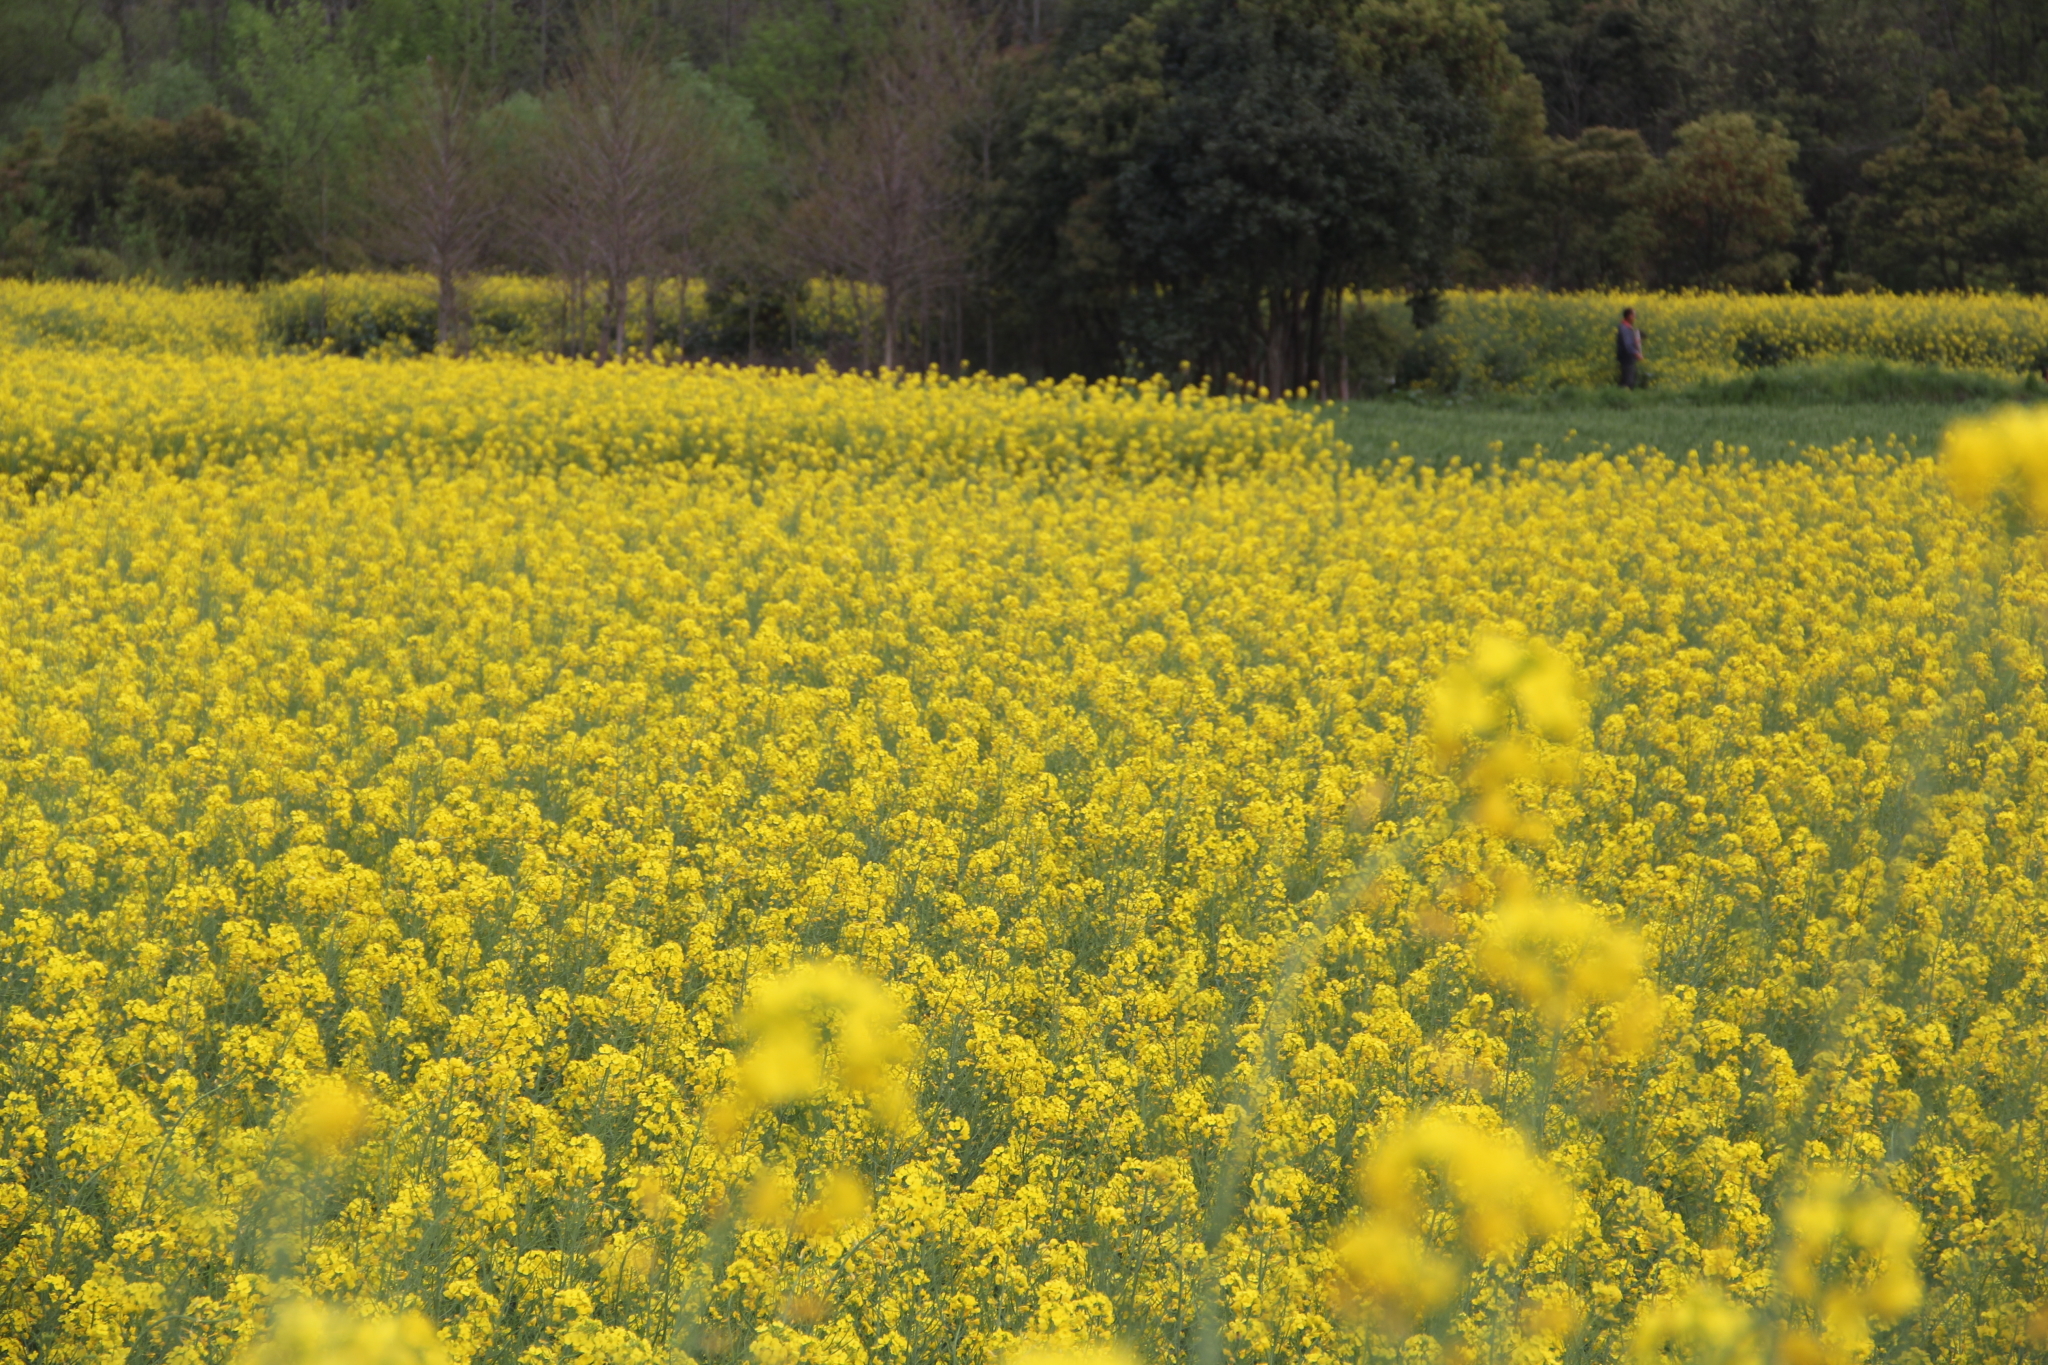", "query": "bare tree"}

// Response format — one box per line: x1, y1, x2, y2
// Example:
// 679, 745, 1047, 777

532, 5, 687, 360
789, 0, 989, 370
369, 62, 499, 352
